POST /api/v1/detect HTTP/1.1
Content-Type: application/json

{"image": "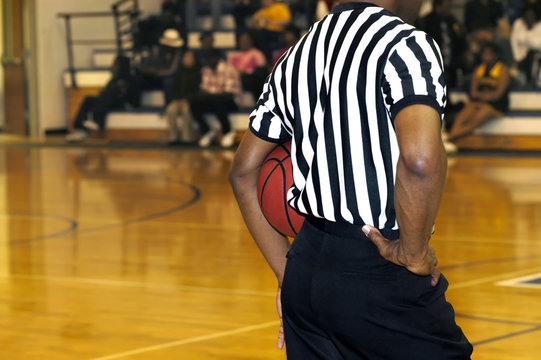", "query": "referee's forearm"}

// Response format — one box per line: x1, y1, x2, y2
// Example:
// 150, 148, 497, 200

230, 173, 290, 285
394, 146, 447, 263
